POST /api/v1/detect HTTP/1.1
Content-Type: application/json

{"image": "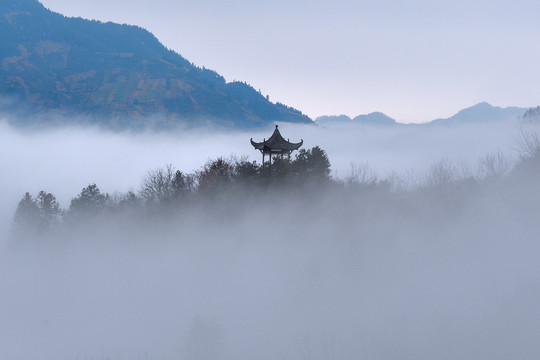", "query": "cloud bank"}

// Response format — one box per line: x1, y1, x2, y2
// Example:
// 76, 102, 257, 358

1, 118, 540, 360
